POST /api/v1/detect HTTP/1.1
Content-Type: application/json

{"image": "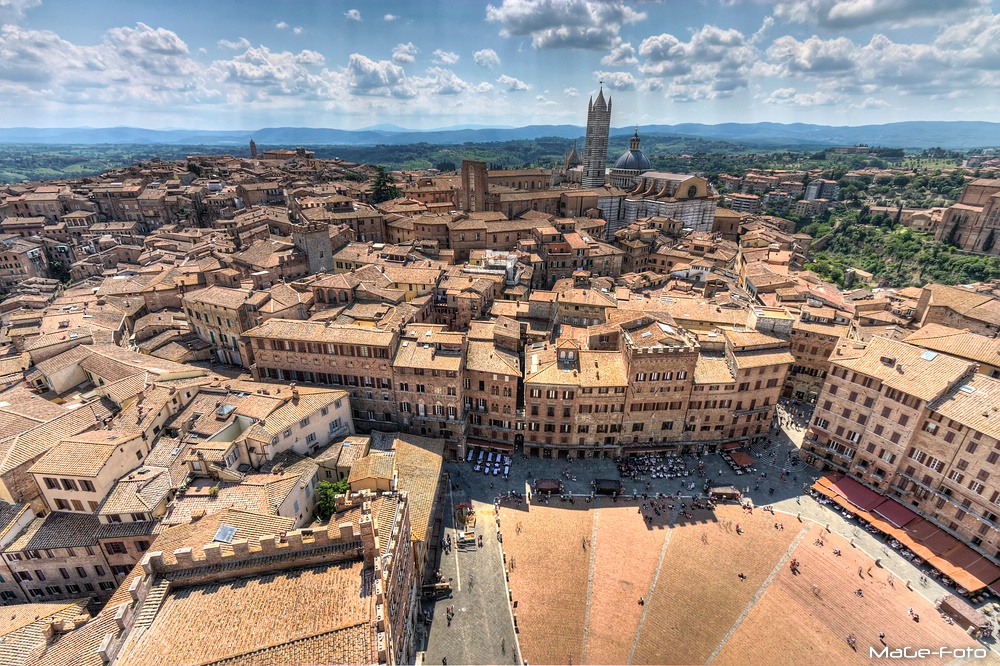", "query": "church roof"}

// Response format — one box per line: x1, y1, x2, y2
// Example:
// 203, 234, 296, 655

613, 148, 652, 172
